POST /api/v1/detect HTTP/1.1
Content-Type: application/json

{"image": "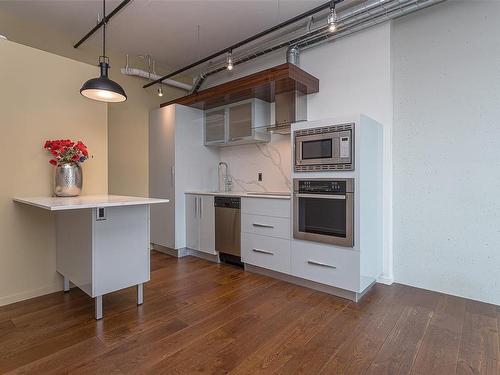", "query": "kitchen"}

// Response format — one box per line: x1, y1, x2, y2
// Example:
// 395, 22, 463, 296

0, 0, 499, 374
